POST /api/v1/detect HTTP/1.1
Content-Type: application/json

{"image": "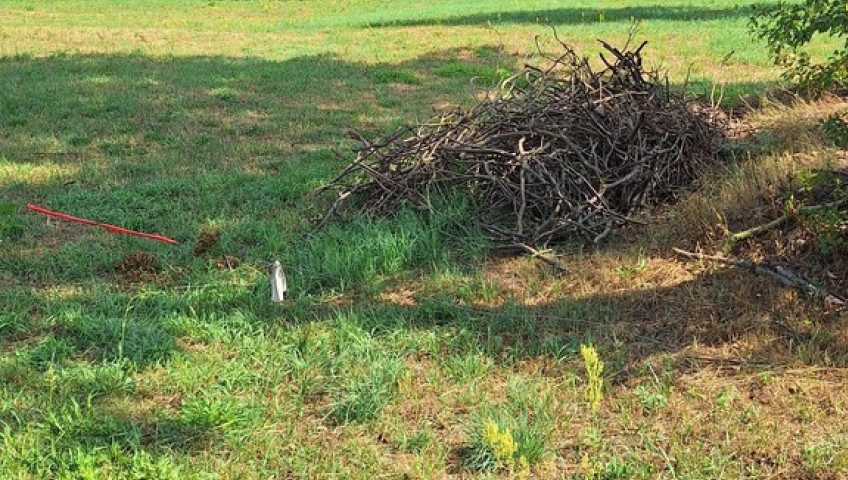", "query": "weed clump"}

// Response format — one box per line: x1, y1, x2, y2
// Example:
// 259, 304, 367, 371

464, 382, 553, 476
580, 343, 604, 414
467, 419, 530, 477
821, 113, 848, 149
192, 228, 220, 256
